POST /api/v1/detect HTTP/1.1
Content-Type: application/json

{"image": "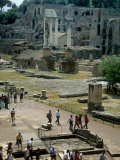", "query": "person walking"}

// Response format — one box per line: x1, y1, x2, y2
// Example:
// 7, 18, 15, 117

10, 108, 15, 125
27, 138, 33, 160
68, 115, 73, 131
83, 114, 89, 129
55, 109, 60, 125
74, 115, 79, 130
14, 91, 17, 103
16, 133, 23, 150
78, 114, 83, 129
20, 90, 24, 103
36, 148, 43, 160
100, 151, 107, 160
63, 150, 69, 160
50, 146, 56, 160
24, 145, 30, 160
7, 149, 13, 160
70, 149, 75, 160
46, 110, 52, 123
